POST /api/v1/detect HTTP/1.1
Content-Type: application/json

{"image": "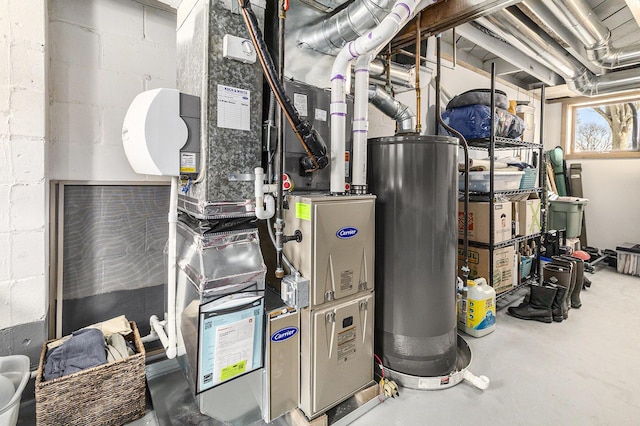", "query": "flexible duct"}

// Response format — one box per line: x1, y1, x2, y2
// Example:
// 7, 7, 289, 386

543, 0, 640, 69
479, 8, 640, 96
368, 85, 417, 134
298, 0, 395, 54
